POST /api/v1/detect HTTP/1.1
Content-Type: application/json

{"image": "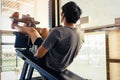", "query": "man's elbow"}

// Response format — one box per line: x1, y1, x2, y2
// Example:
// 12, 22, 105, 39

35, 53, 45, 58
35, 45, 48, 58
